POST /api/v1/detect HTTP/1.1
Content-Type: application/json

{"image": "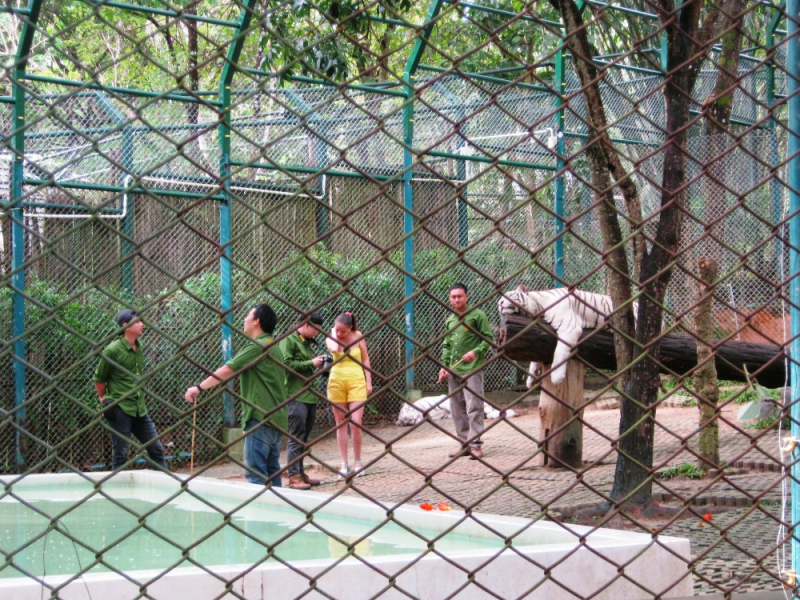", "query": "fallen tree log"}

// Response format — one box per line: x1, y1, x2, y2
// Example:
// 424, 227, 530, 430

501, 313, 787, 388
